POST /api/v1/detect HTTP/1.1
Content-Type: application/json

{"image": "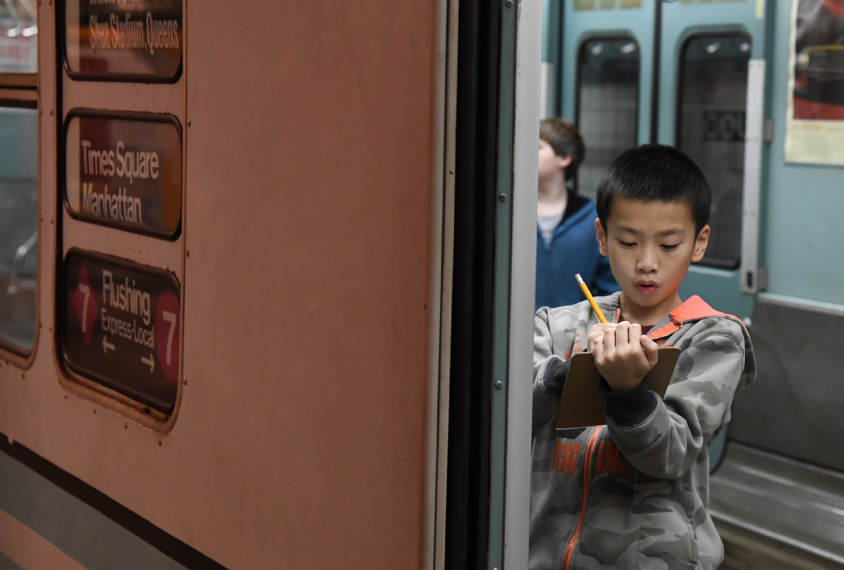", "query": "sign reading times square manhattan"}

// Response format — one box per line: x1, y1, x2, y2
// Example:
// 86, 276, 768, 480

64, 0, 182, 80
65, 110, 182, 238
62, 249, 181, 414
